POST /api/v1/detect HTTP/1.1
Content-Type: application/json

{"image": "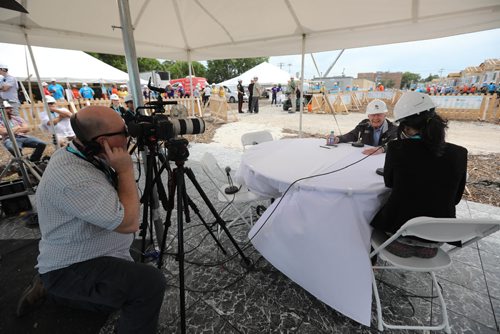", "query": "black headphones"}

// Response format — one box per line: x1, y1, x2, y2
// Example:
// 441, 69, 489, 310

70, 113, 102, 156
